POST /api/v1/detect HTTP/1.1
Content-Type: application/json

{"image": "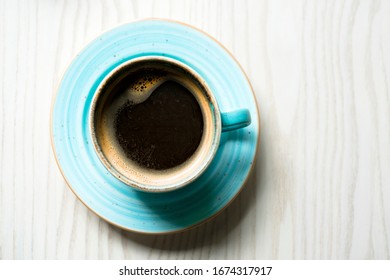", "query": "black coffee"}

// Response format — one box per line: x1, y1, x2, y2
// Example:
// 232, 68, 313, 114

112, 74, 203, 170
